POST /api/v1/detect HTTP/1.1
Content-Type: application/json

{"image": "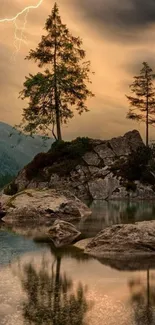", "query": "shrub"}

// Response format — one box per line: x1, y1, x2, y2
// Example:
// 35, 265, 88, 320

141, 169, 155, 185
125, 181, 137, 192
25, 137, 93, 180
4, 182, 18, 196
121, 146, 152, 181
